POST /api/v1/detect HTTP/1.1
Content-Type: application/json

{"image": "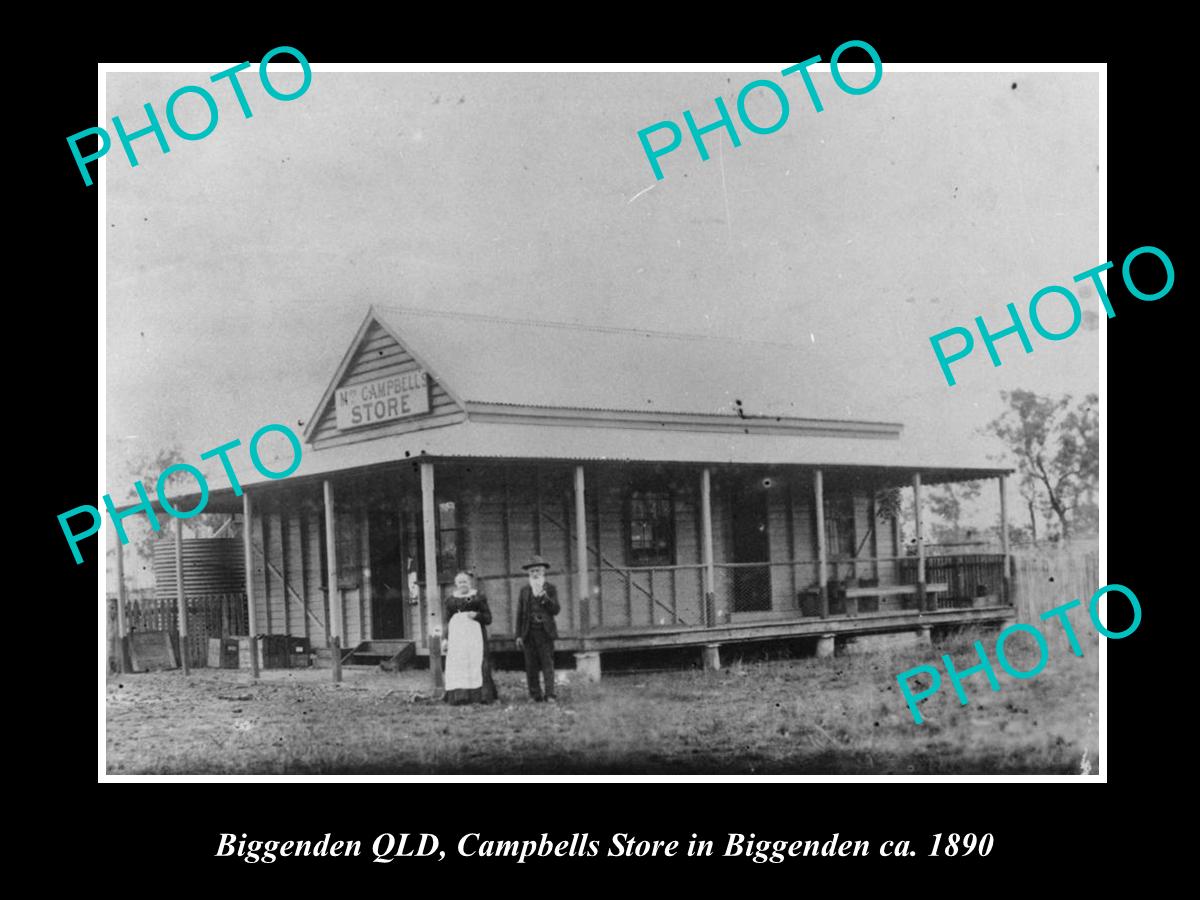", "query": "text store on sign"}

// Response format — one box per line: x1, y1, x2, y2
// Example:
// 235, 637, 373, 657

337, 371, 430, 428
